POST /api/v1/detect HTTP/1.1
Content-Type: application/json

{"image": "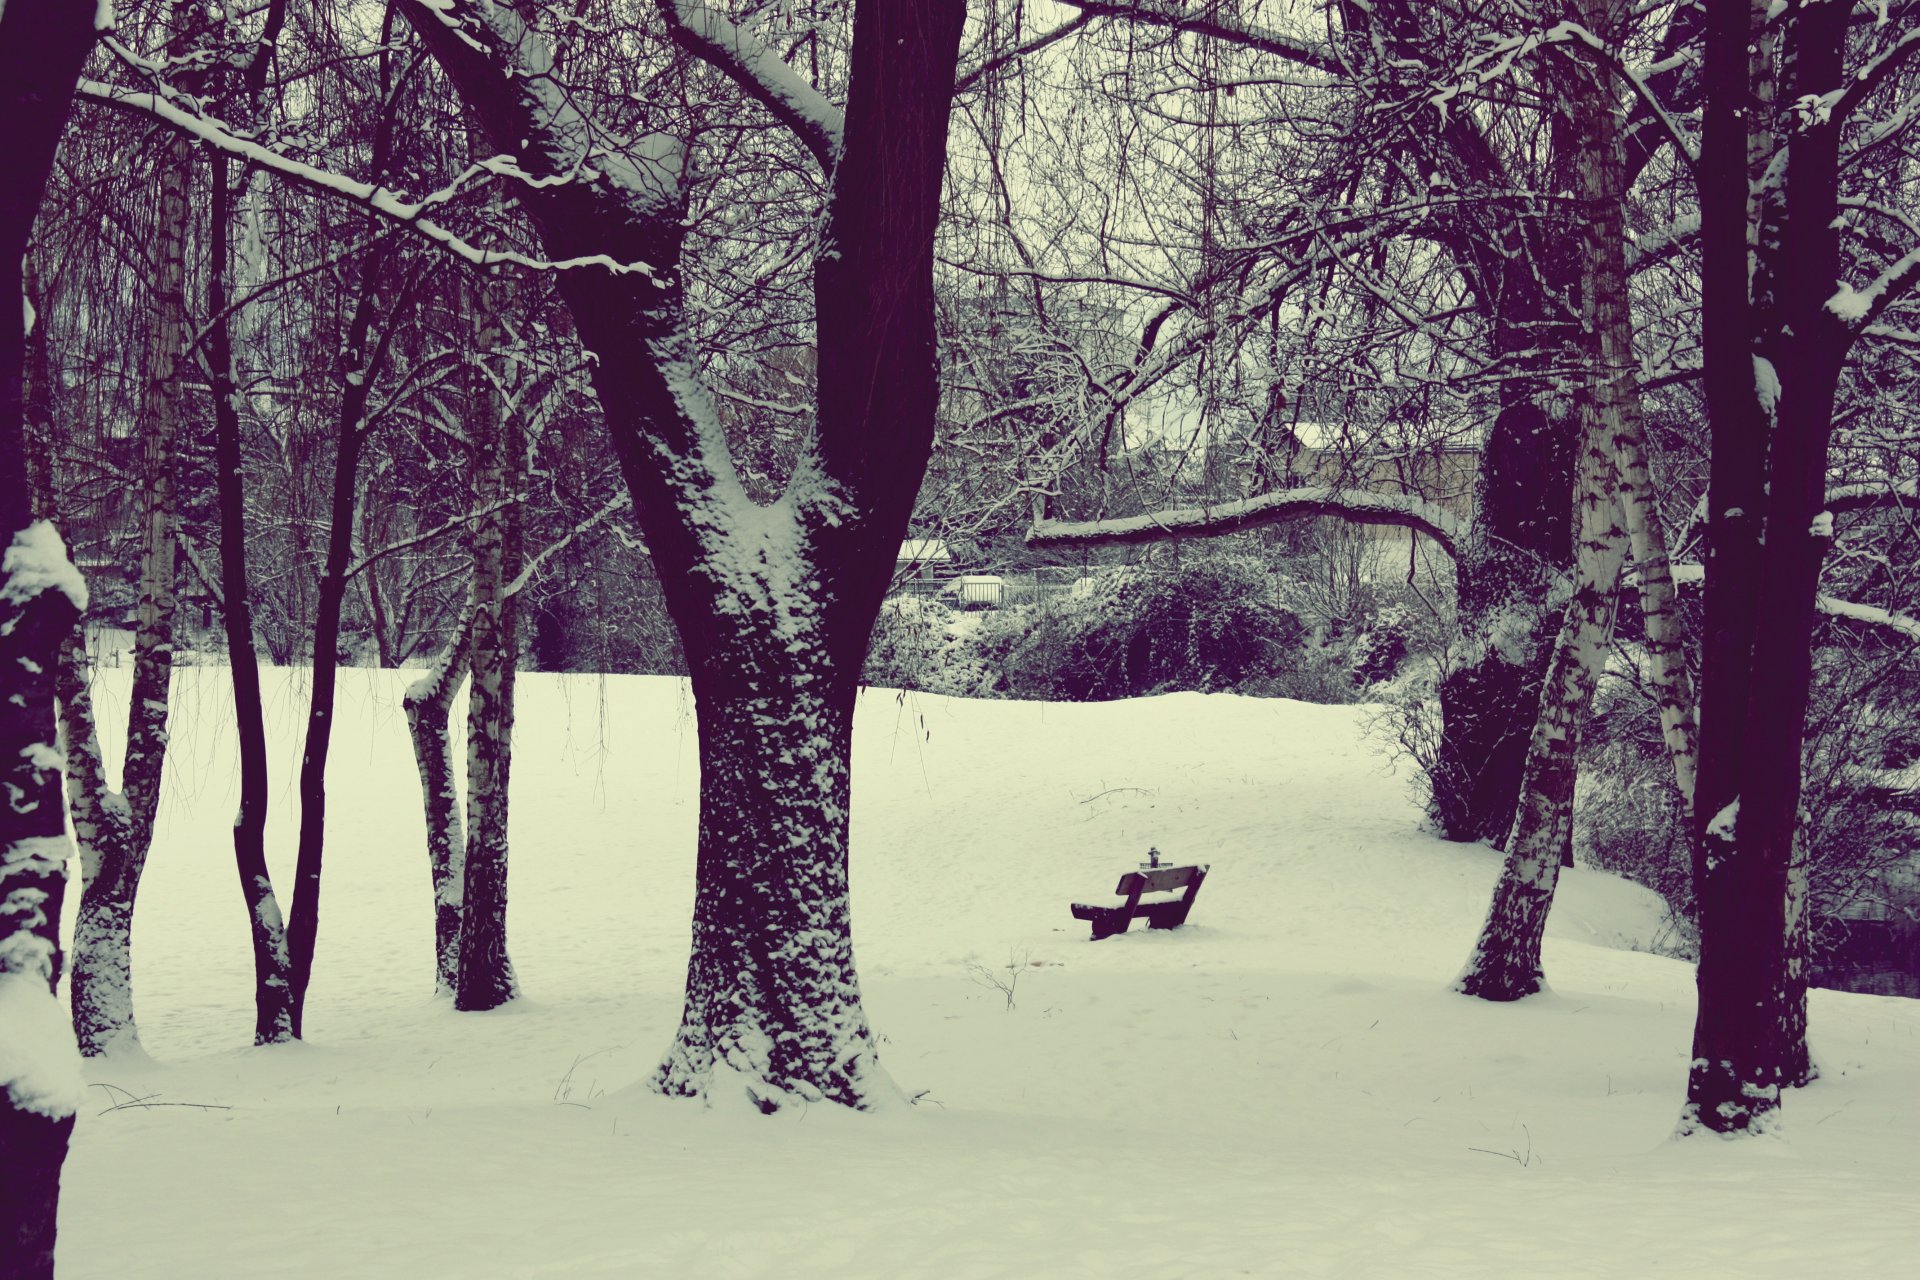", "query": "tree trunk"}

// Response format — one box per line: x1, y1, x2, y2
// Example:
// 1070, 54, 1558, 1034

286, 251, 390, 1037
1456, 0, 1635, 998
456, 289, 519, 1013
207, 145, 295, 1046
1, 0, 94, 1263
67, 124, 194, 1057
1429, 237, 1579, 844
651, 666, 887, 1110
1683, 0, 1848, 1136
405, 604, 473, 997
403, 0, 965, 1107
0, 527, 85, 1280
